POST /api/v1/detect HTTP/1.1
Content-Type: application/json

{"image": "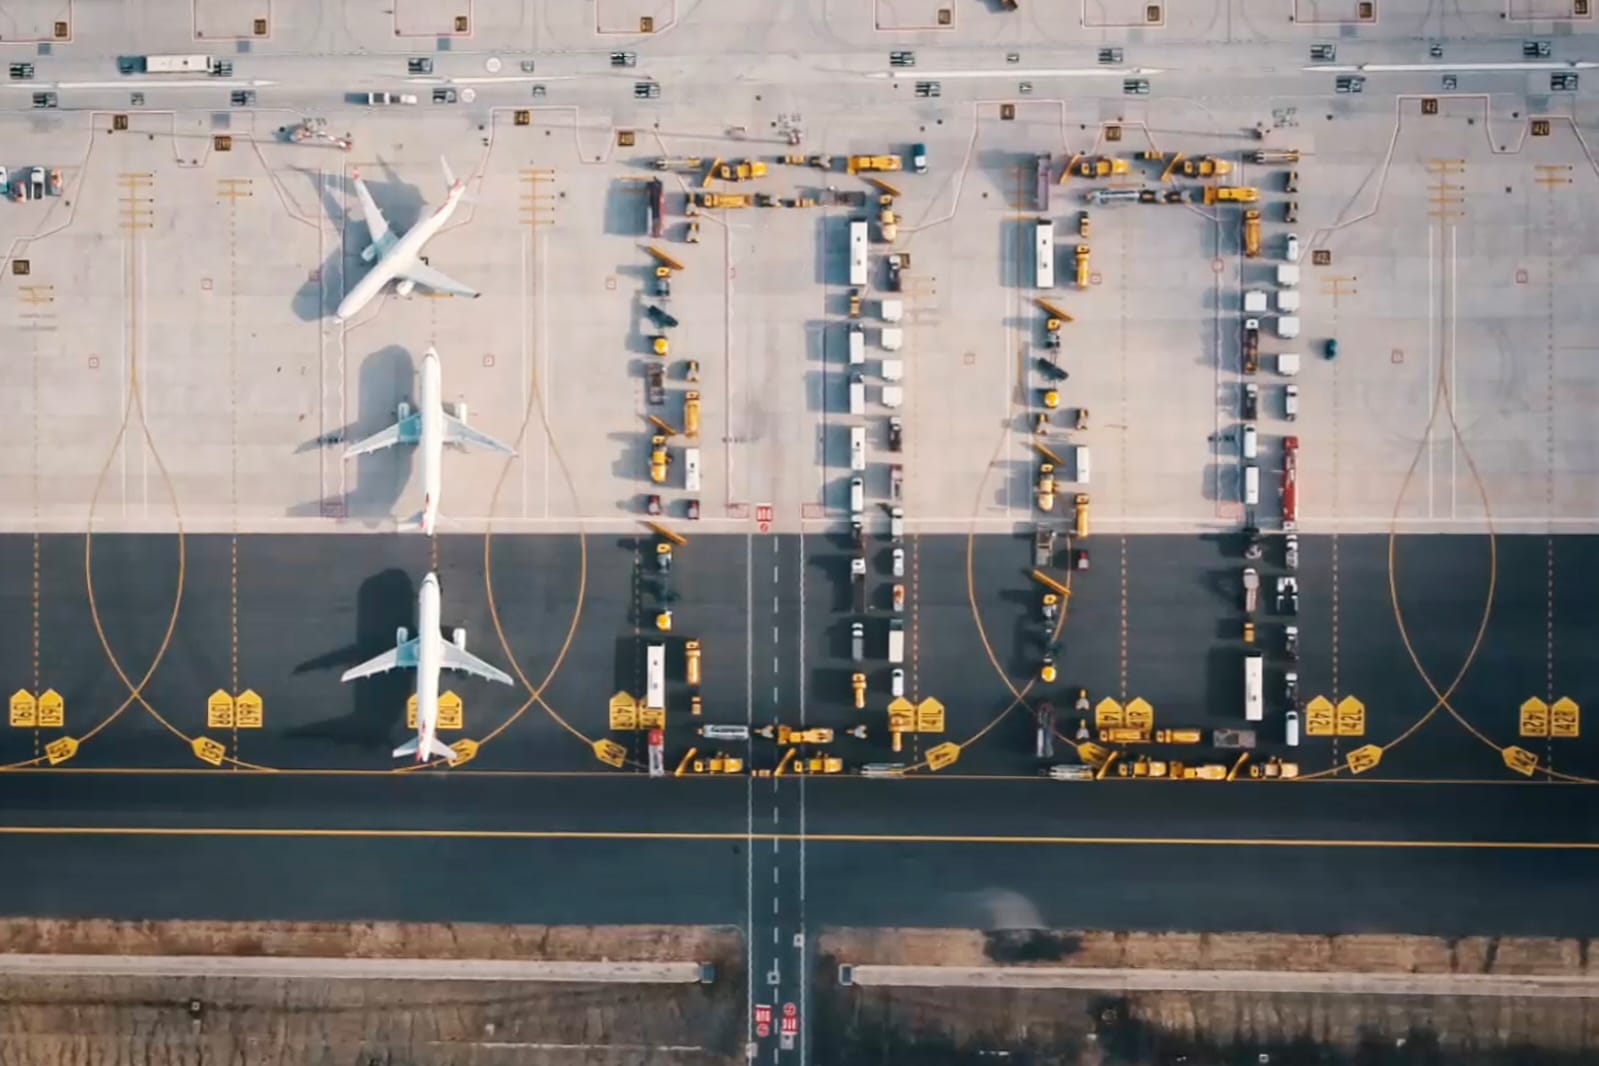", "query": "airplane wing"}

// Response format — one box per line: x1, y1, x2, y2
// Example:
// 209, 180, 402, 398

339, 637, 420, 682
343, 413, 420, 458
442, 413, 517, 455
351, 172, 396, 253
397, 260, 479, 298
439, 642, 513, 685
